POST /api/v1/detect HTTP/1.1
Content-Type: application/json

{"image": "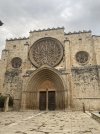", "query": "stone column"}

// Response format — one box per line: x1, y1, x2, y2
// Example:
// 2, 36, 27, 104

4, 95, 9, 112
0, 49, 9, 93
24, 42, 29, 70
64, 40, 73, 109
21, 92, 26, 111
67, 74, 71, 109
98, 67, 100, 90
46, 89, 48, 111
